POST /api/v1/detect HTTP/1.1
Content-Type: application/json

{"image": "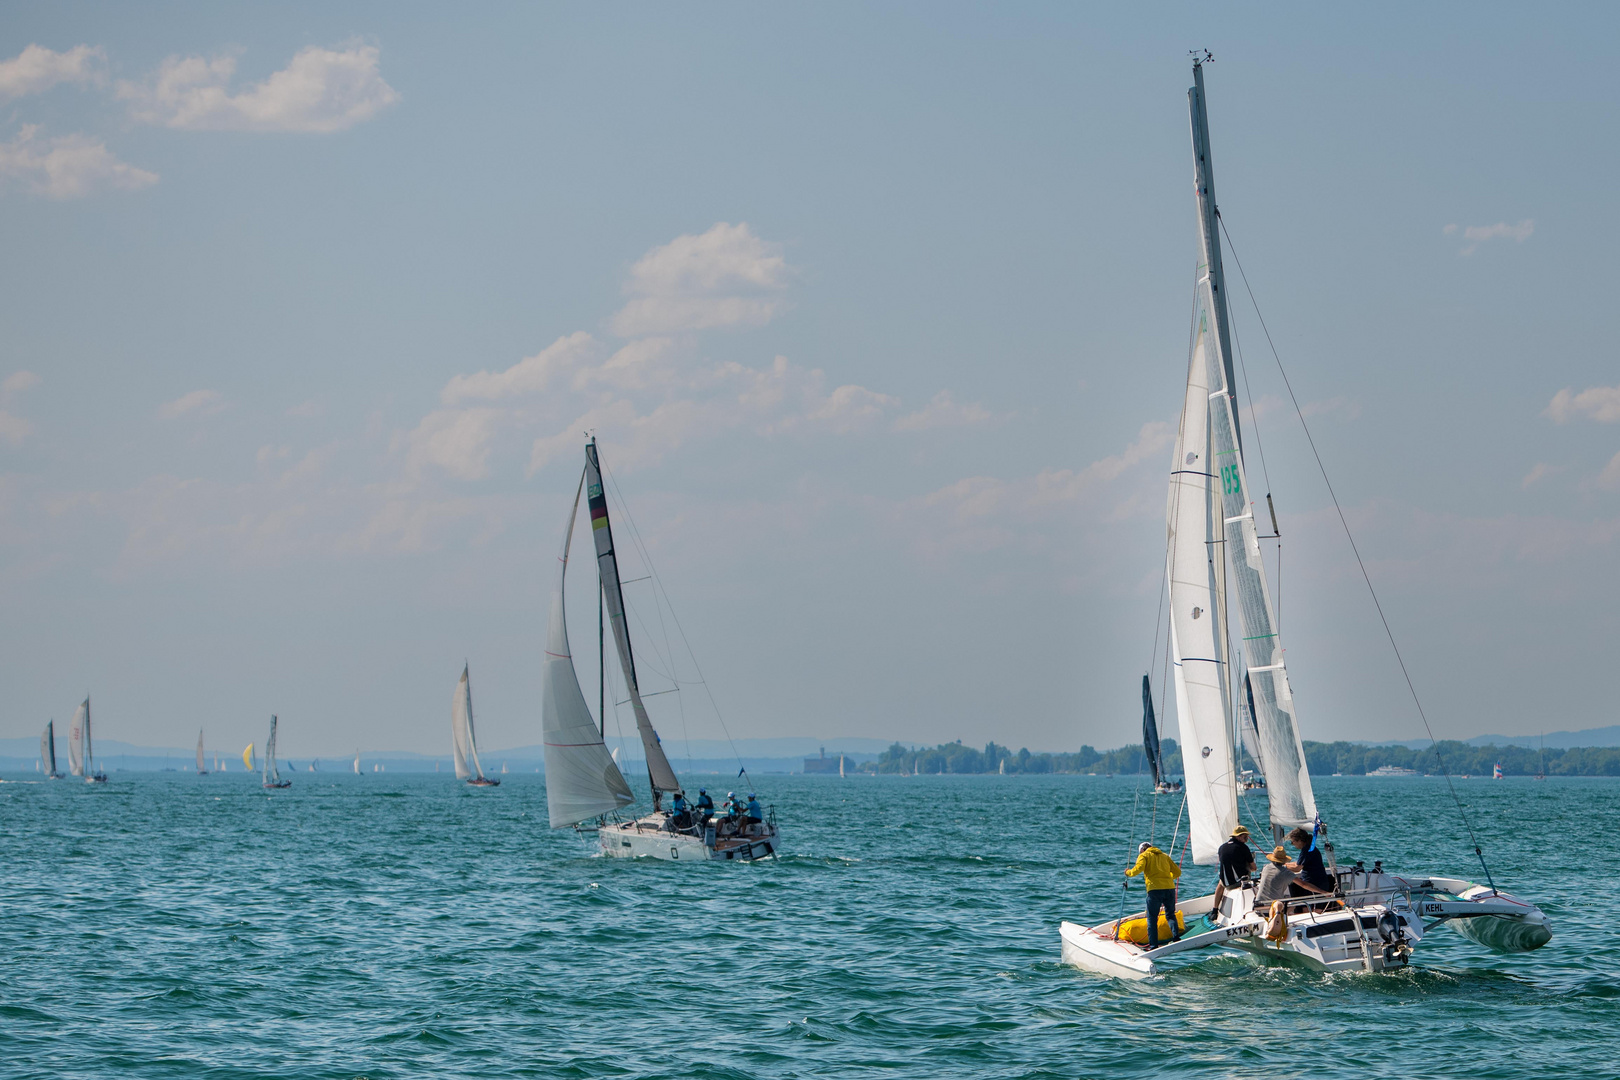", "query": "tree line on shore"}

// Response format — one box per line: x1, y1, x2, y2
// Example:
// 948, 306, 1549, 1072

861, 739, 1620, 777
